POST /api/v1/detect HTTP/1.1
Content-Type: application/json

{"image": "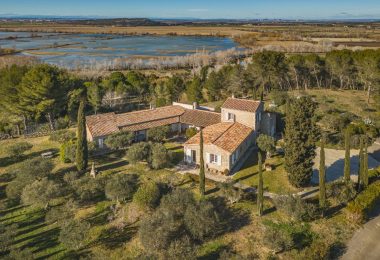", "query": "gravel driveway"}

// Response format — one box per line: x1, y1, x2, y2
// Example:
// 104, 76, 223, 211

312, 144, 380, 184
